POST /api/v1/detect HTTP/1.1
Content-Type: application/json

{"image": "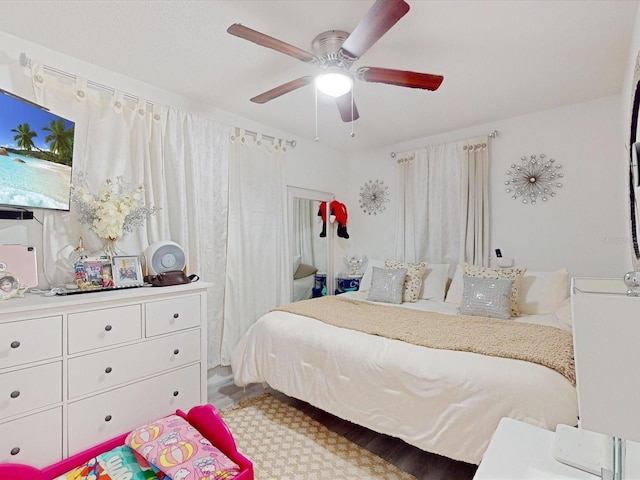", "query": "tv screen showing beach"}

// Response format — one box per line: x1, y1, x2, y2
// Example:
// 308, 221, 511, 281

0, 90, 74, 211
